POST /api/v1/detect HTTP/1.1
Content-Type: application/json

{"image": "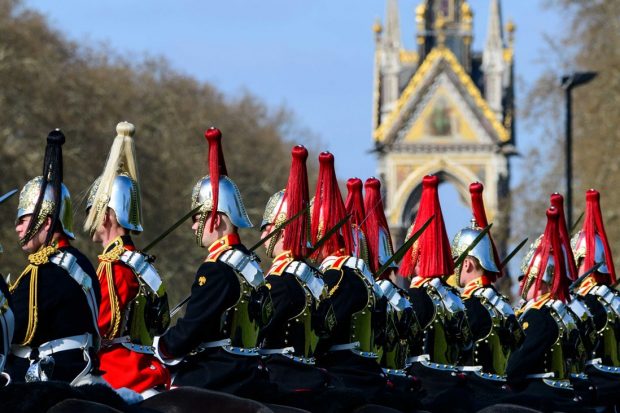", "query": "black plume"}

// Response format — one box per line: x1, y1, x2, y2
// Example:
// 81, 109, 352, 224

22, 129, 65, 245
